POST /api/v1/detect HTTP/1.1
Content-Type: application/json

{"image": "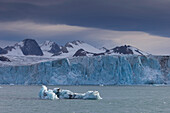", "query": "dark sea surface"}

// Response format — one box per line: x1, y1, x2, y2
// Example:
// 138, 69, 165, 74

0, 85, 170, 113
